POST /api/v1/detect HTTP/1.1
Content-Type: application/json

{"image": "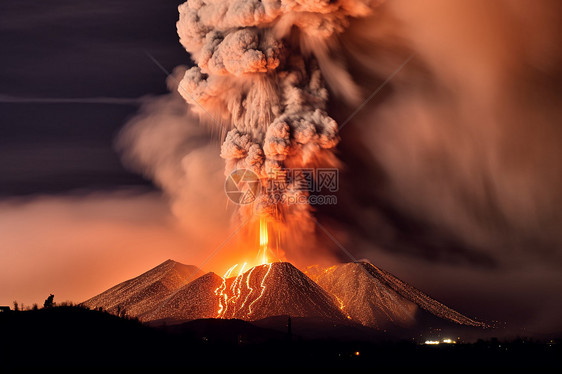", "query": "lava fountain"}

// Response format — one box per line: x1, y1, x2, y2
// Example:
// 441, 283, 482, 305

258, 216, 269, 265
